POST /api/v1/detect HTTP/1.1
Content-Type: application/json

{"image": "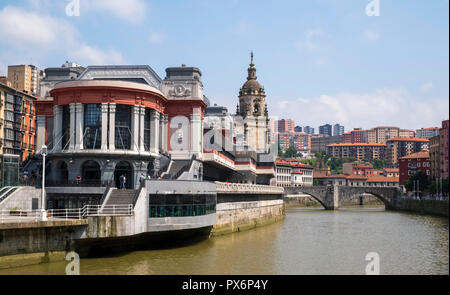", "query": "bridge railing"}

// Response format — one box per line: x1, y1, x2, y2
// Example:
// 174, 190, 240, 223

0, 205, 134, 223
215, 182, 284, 194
